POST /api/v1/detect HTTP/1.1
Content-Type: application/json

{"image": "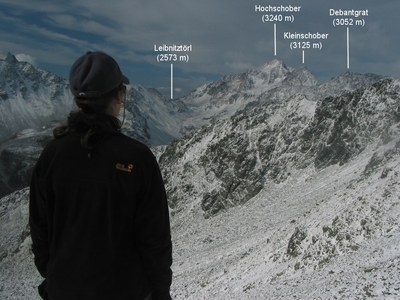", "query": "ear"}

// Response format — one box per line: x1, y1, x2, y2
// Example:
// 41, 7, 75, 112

117, 90, 125, 103
115, 93, 124, 104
